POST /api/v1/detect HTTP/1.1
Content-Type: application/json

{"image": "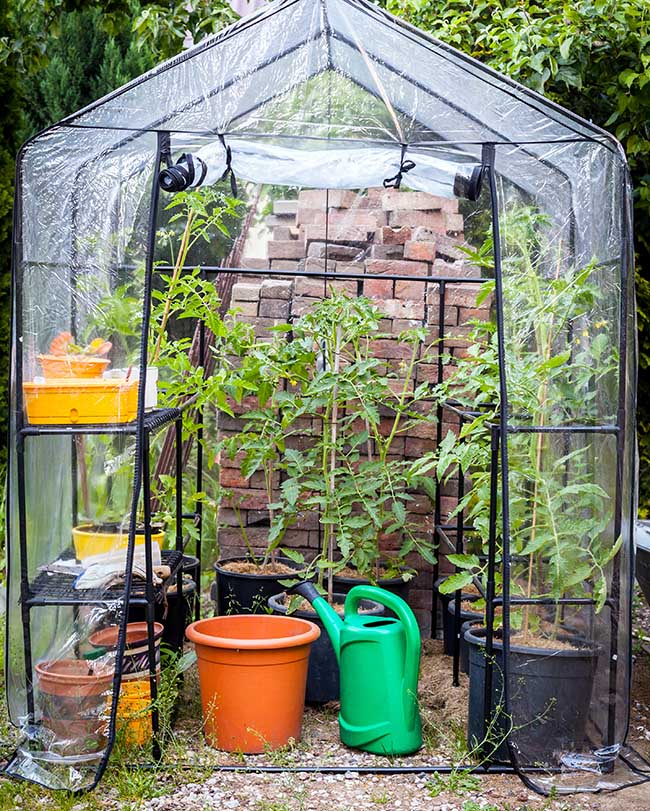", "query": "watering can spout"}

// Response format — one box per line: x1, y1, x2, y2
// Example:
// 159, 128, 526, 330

288, 582, 343, 662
